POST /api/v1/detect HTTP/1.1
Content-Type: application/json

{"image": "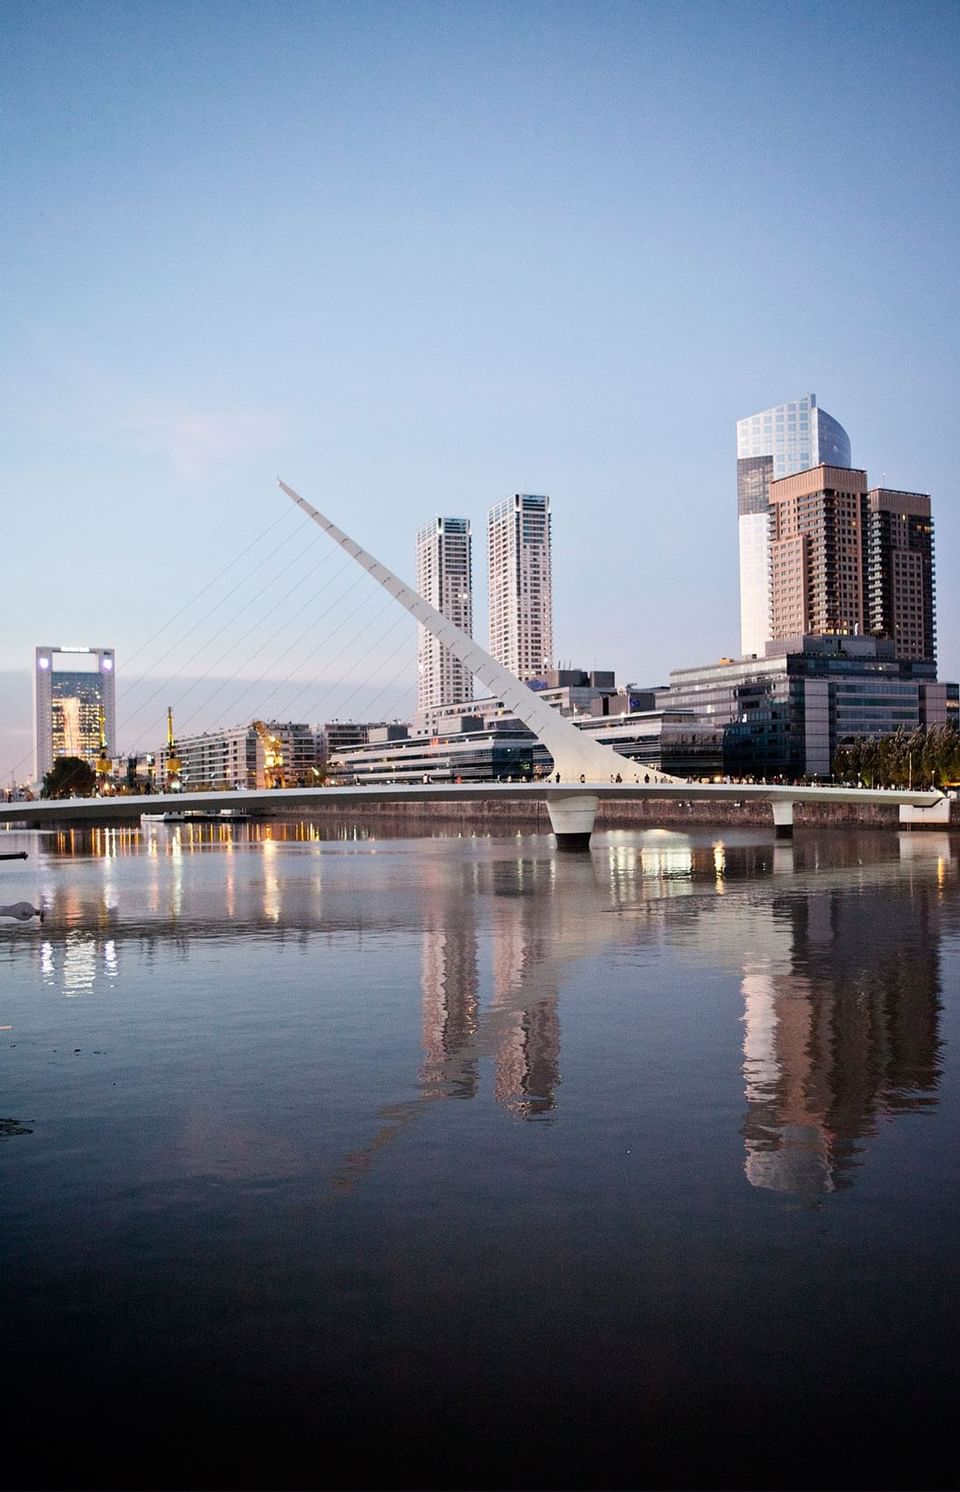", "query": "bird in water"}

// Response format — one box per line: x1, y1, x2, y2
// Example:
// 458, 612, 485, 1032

0, 901, 44, 921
